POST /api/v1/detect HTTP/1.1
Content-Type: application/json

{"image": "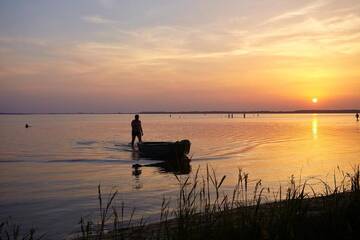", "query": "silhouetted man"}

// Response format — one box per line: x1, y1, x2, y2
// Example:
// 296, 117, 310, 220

131, 114, 143, 148
356, 113, 359, 121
